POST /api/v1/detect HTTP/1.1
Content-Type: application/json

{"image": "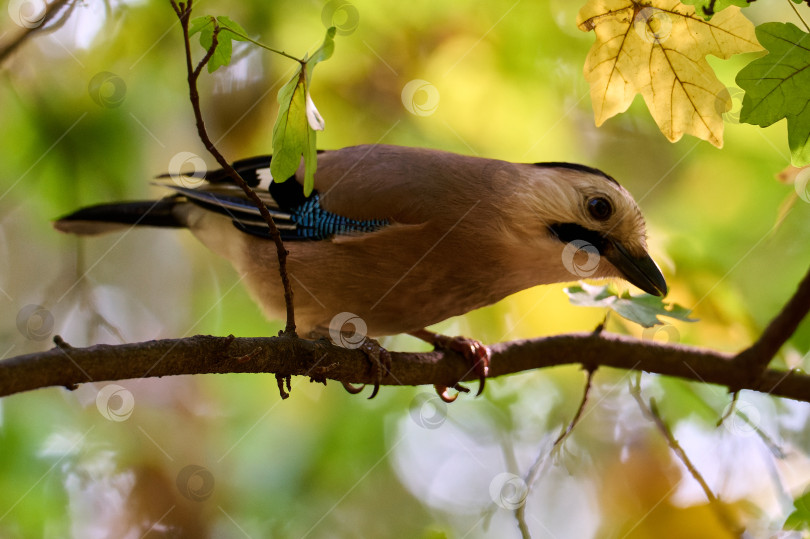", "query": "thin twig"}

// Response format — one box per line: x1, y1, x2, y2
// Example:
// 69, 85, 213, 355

787, 0, 810, 34
221, 28, 303, 63
553, 368, 597, 447
514, 368, 596, 539
170, 0, 296, 335
716, 391, 740, 427
630, 376, 743, 536
0, 0, 72, 66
